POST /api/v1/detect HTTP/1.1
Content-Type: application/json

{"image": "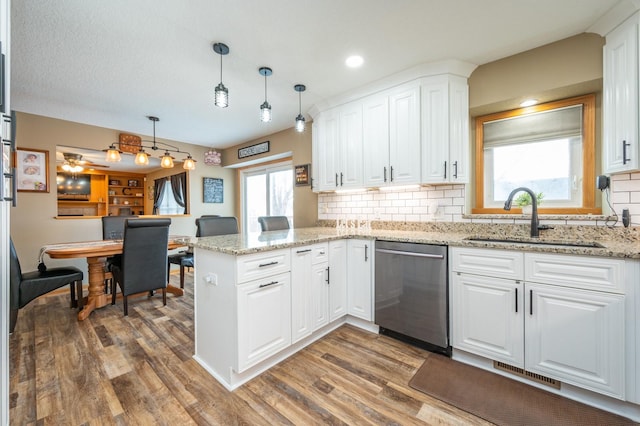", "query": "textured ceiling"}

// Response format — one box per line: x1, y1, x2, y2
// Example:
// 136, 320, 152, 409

11, 0, 619, 149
